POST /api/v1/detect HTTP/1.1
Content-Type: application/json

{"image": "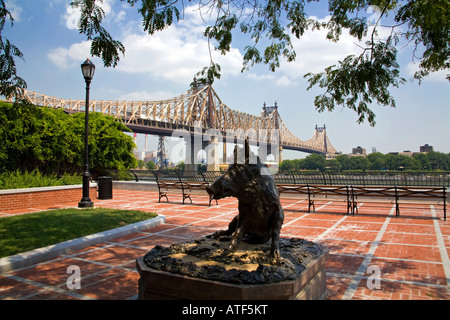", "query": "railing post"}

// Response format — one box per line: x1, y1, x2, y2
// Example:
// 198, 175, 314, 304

130, 170, 138, 182
443, 187, 447, 221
